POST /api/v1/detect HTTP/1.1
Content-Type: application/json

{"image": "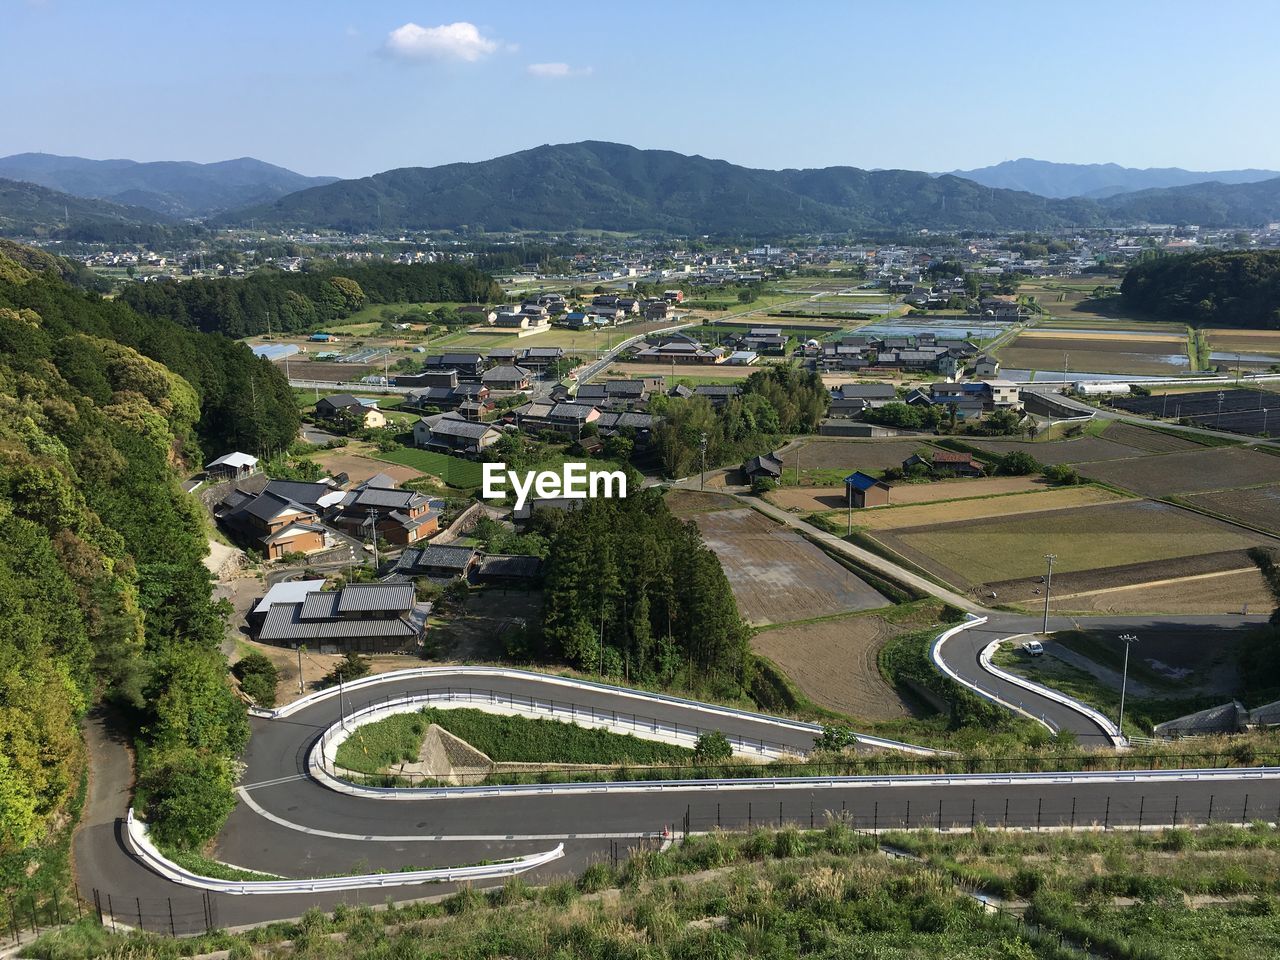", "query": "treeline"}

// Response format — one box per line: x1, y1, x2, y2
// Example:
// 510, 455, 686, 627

1121, 250, 1280, 329
0, 241, 296, 872
119, 261, 504, 338
1, 242, 299, 456
523, 492, 752, 697
649, 366, 829, 477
